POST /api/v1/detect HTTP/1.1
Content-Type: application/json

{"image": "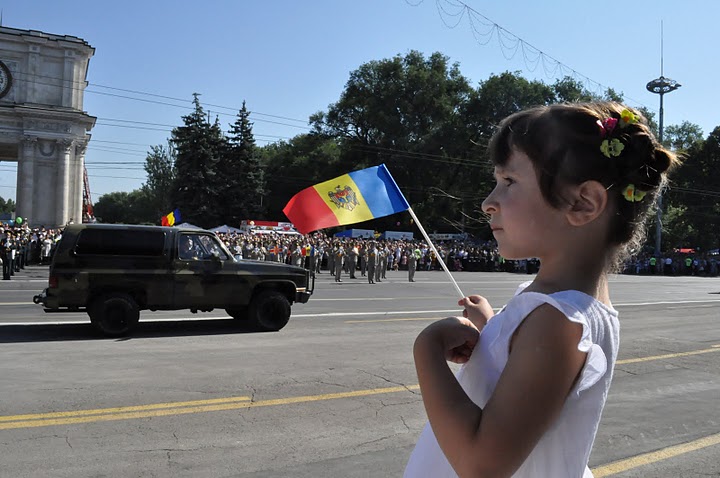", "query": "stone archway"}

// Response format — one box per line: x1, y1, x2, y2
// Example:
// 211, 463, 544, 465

0, 26, 95, 227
